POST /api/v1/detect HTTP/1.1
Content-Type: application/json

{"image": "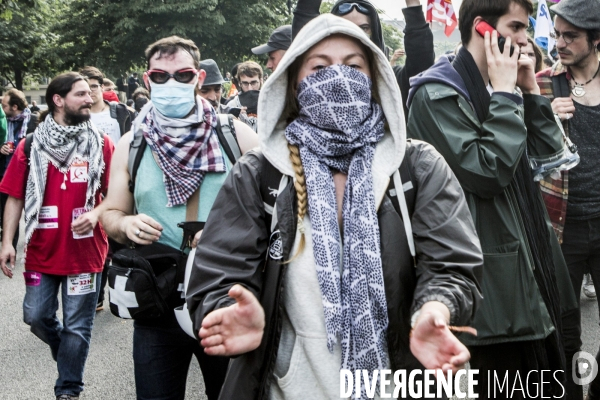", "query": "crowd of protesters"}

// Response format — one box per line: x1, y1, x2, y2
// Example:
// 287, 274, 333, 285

0, 0, 599, 399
